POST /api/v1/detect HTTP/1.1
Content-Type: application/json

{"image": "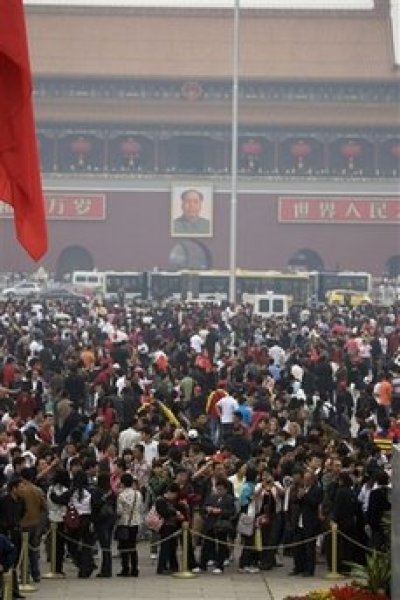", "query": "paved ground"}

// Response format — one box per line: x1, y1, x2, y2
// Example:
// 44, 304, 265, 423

29, 545, 347, 600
